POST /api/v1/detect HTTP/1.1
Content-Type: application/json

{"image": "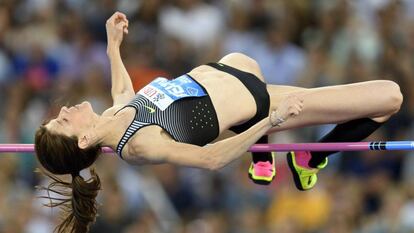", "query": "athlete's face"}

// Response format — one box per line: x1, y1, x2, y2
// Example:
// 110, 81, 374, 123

46, 101, 96, 137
